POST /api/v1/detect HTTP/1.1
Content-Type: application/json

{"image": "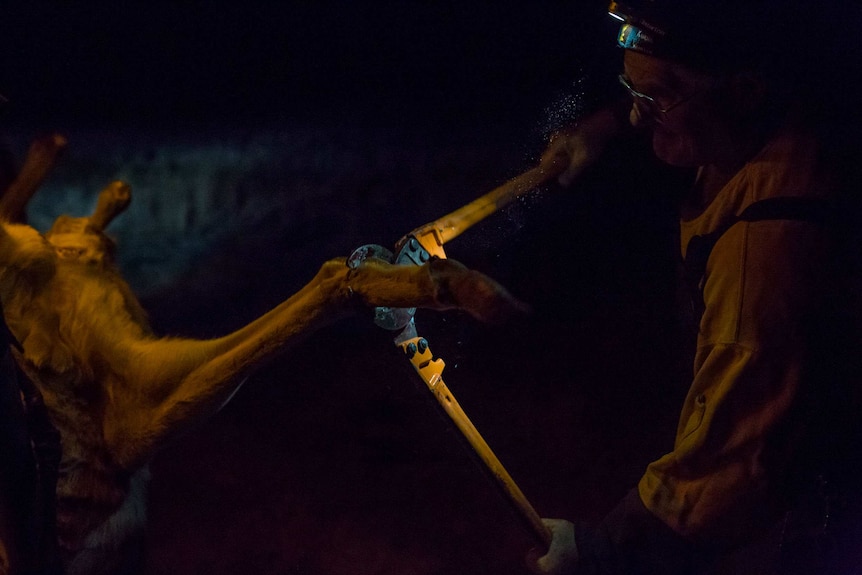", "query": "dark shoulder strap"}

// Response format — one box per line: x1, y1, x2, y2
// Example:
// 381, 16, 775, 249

735, 197, 834, 225
683, 197, 835, 318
